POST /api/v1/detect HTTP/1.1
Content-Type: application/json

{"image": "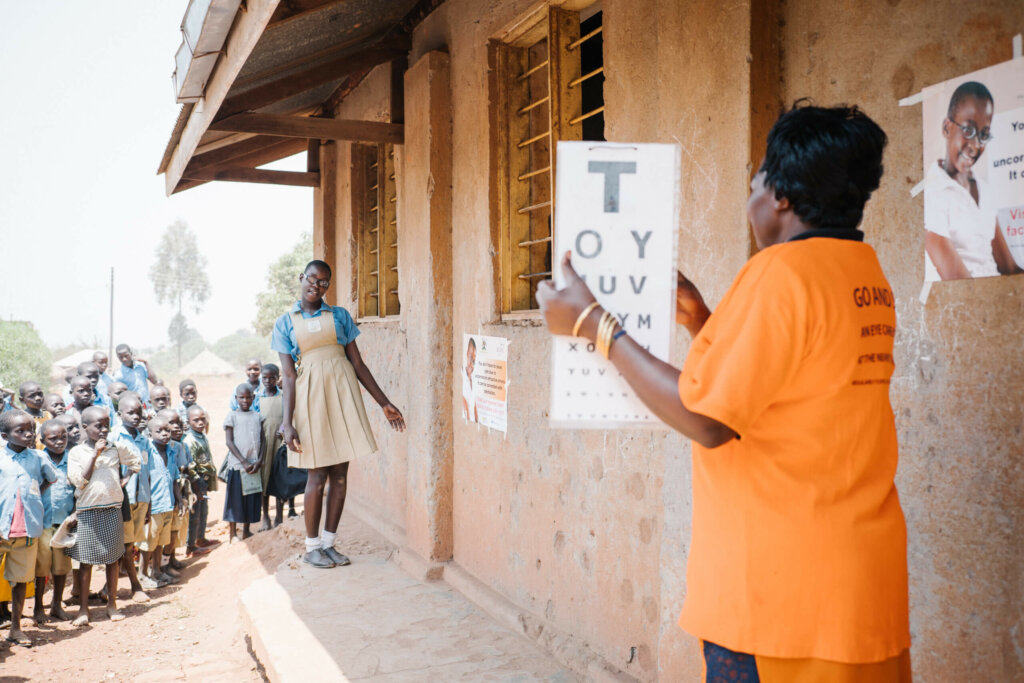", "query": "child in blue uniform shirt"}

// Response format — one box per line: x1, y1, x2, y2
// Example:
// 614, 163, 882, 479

109, 396, 153, 600
114, 344, 160, 408
228, 358, 265, 412
35, 420, 75, 623
0, 410, 57, 647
